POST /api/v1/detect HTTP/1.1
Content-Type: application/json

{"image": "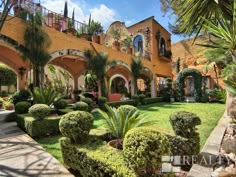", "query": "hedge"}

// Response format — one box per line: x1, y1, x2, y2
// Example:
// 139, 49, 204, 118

143, 97, 163, 104
60, 137, 136, 177
16, 114, 60, 138
107, 99, 138, 107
